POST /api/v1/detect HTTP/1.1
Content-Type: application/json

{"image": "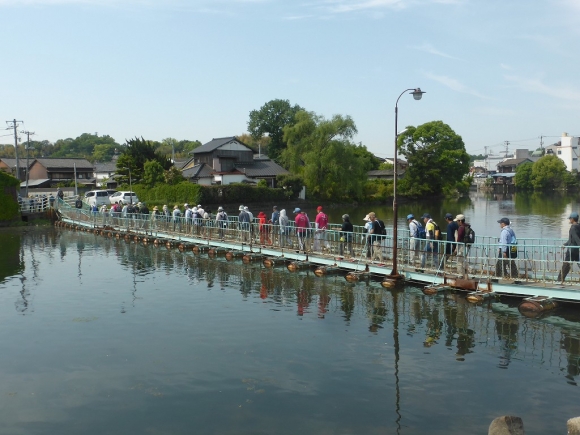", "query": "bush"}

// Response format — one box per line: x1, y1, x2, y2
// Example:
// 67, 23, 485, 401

0, 172, 21, 221
130, 182, 202, 205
